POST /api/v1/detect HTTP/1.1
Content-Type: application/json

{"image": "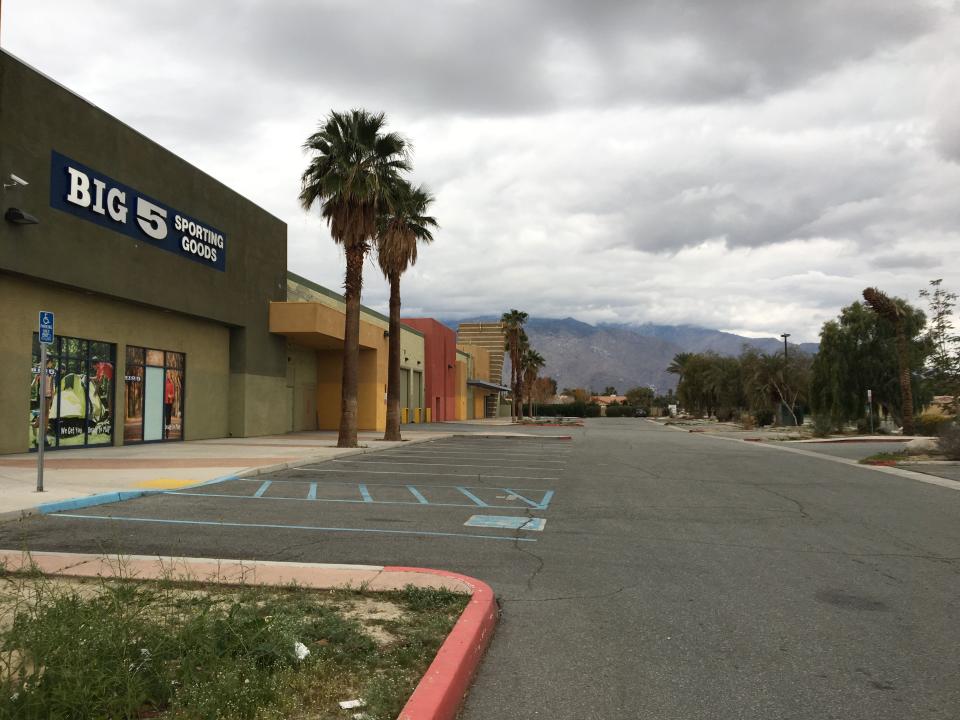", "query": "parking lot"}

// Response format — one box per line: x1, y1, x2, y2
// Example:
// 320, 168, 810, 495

38, 435, 569, 547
